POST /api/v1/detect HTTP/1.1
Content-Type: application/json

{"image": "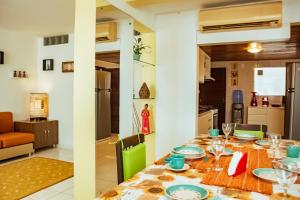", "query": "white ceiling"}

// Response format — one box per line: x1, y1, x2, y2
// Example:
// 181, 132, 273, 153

138, 0, 276, 15
0, 0, 75, 36
0, 0, 276, 36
